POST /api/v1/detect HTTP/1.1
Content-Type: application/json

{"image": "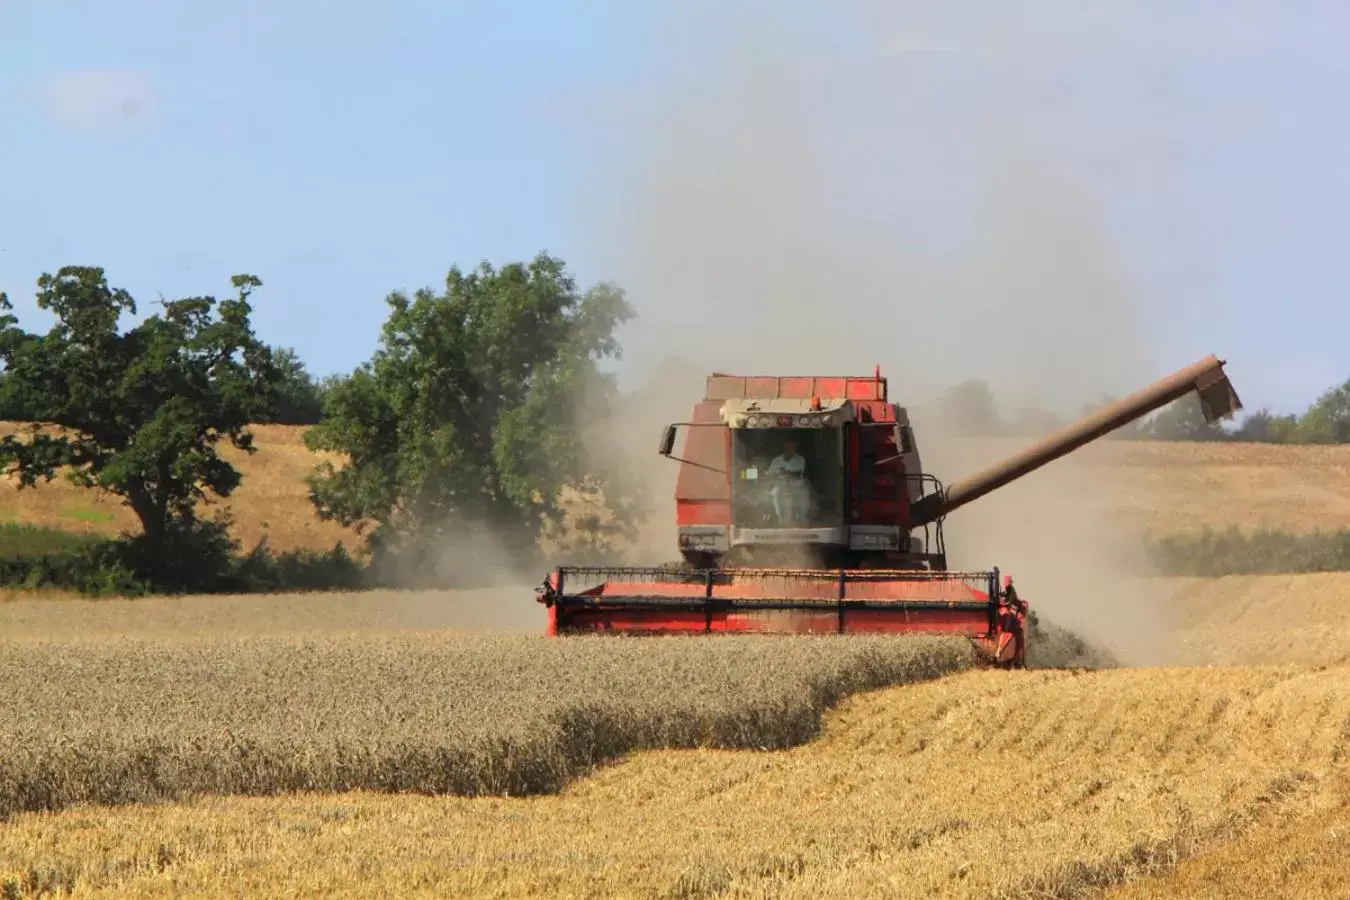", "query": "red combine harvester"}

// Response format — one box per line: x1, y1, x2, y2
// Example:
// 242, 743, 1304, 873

537, 355, 1241, 667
